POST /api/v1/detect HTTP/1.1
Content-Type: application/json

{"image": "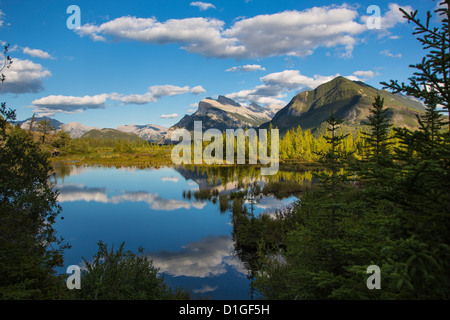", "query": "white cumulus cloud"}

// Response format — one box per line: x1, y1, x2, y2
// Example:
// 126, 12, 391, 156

110, 85, 195, 105
226, 64, 266, 72
380, 49, 402, 58
190, 2, 216, 11
160, 113, 180, 119
0, 58, 51, 94
190, 85, 206, 94
361, 3, 414, 38
74, 5, 396, 59
261, 70, 338, 90
109, 92, 156, 105
150, 84, 190, 98
0, 10, 5, 27
32, 83, 205, 115
22, 47, 54, 59
32, 94, 109, 115
75, 16, 245, 59
352, 70, 379, 80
